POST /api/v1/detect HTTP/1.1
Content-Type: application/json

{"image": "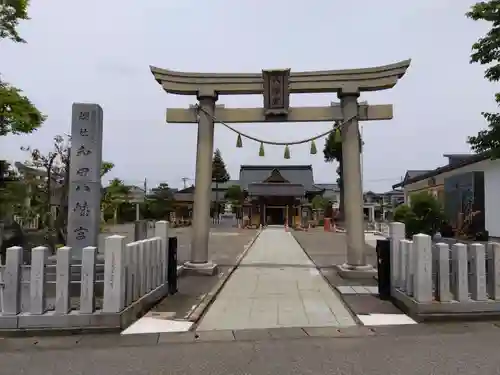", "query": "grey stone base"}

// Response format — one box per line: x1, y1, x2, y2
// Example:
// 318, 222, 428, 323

335, 263, 377, 280
0, 282, 170, 333
183, 261, 218, 276
393, 288, 500, 321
